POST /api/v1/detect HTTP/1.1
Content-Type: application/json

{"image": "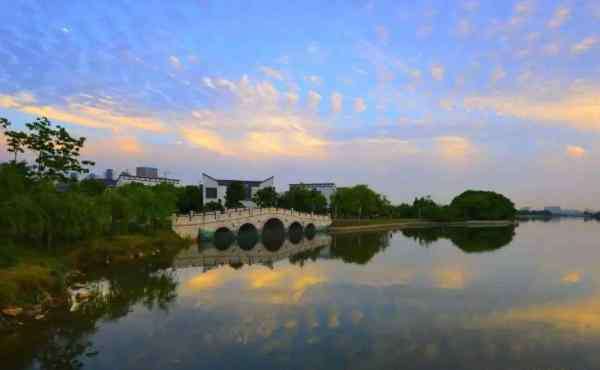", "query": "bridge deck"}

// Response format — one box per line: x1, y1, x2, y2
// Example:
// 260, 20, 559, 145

171, 207, 332, 239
